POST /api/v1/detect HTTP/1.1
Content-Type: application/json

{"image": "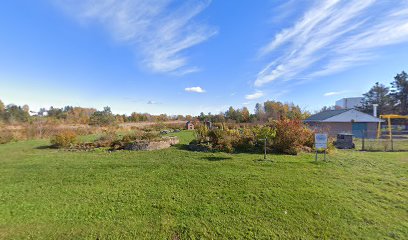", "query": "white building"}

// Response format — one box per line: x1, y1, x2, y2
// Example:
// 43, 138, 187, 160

335, 97, 363, 109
